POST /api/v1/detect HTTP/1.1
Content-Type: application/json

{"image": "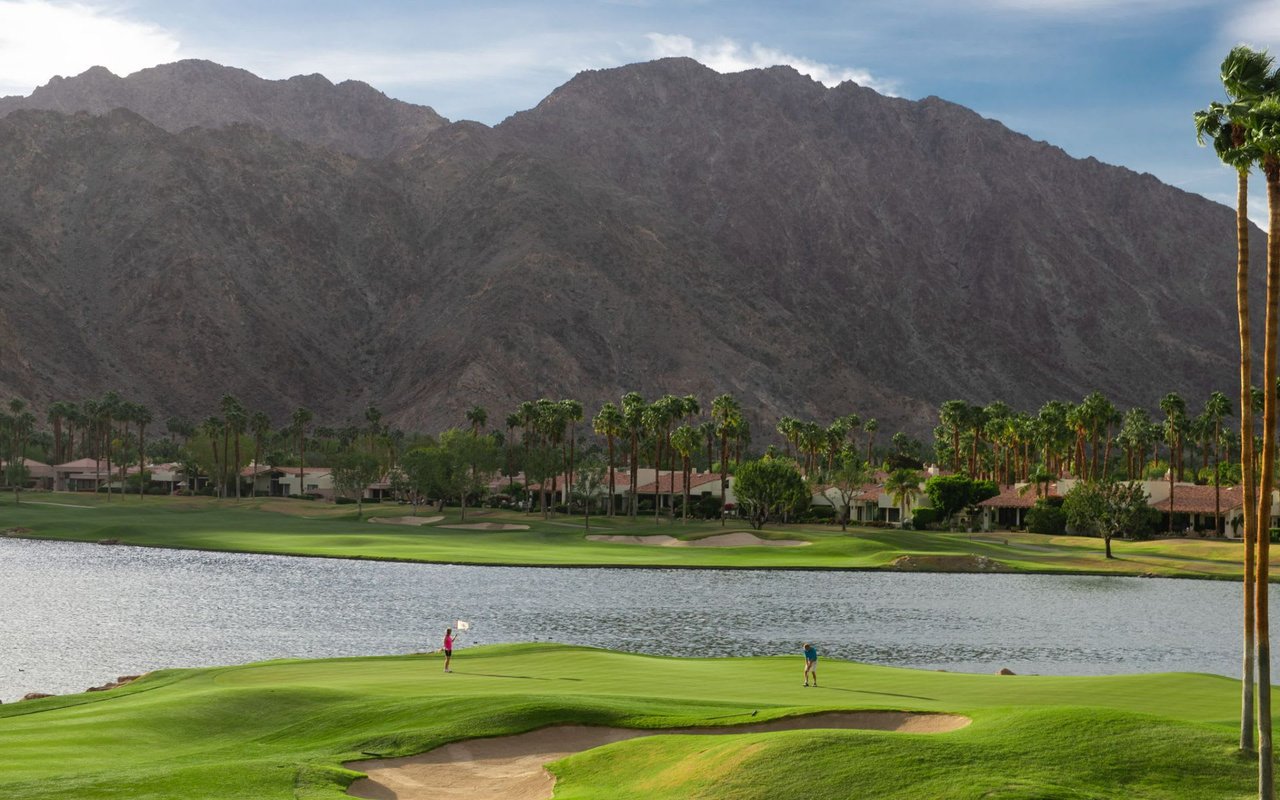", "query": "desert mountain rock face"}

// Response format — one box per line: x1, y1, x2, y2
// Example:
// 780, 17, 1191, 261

0, 58, 1257, 435
0, 60, 446, 158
